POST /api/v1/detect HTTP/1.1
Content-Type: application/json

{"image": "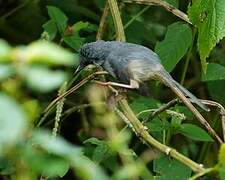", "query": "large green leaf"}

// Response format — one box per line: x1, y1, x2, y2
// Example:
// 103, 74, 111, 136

47, 6, 68, 35
202, 63, 225, 81
155, 22, 192, 72
179, 123, 214, 141
129, 95, 159, 119
0, 93, 27, 153
153, 155, 191, 180
188, 0, 225, 72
